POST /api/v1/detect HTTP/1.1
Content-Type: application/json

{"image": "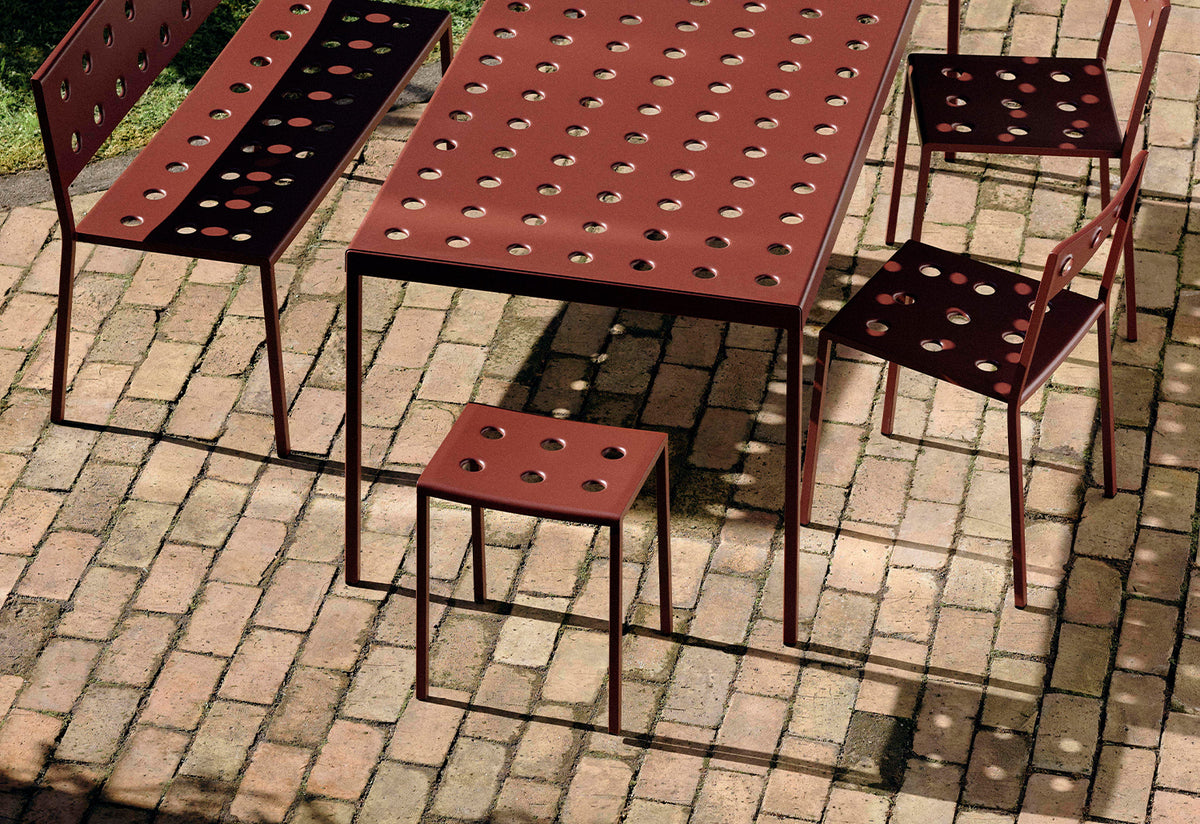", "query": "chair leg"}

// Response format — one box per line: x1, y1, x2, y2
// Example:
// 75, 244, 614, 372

470, 505, 487, 602
608, 523, 623, 734
655, 450, 672, 635
259, 263, 291, 457
1097, 313, 1117, 497
416, 490, 431, 700
881, 362, 901, 436
800, 337, 832, 524
886, 81, 914, 246
1006, 406, 1028, 609
439, 26, 454, 74
51, 235, 77, 424
911, 147, 934, 242
1122, 226, 1138, 342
